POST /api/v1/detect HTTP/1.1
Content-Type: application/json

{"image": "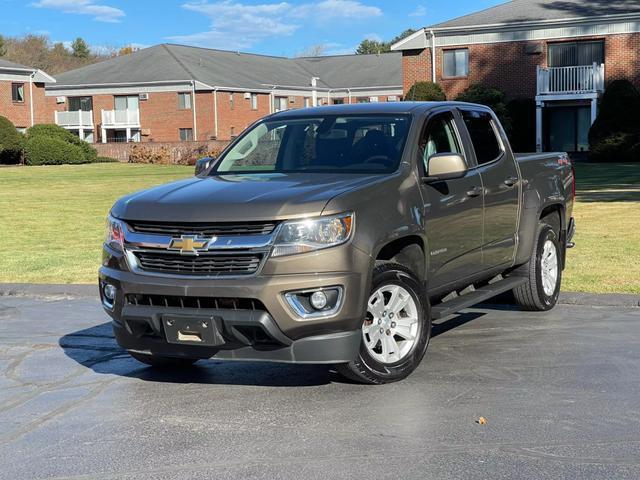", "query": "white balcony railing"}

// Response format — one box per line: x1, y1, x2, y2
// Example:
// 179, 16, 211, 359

101, 109, 140, 127
537, 63, 605, 96
55, 110, 93, 128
